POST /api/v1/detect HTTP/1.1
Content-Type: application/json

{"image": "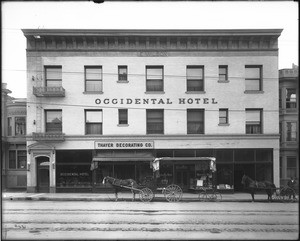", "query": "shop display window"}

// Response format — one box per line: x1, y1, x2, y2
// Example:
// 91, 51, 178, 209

217, 164, 234, 189
158, 164, 173, 188
57, 165, 92, 187
195, 161, 212, 188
